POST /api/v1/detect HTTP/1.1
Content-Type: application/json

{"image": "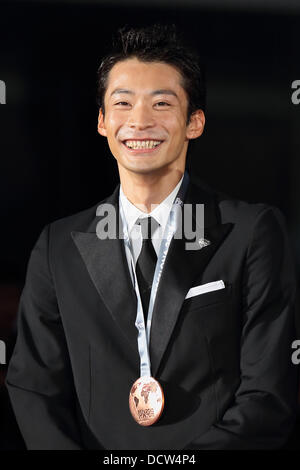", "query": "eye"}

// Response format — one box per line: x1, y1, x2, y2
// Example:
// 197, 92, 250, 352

155, 101, 170, 107
114, 101, 130, 106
